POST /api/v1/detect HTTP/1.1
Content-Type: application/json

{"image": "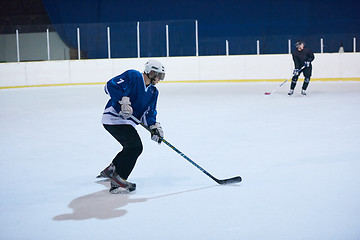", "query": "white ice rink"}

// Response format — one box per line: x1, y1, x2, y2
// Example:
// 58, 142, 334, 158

1, 81, 360, 240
